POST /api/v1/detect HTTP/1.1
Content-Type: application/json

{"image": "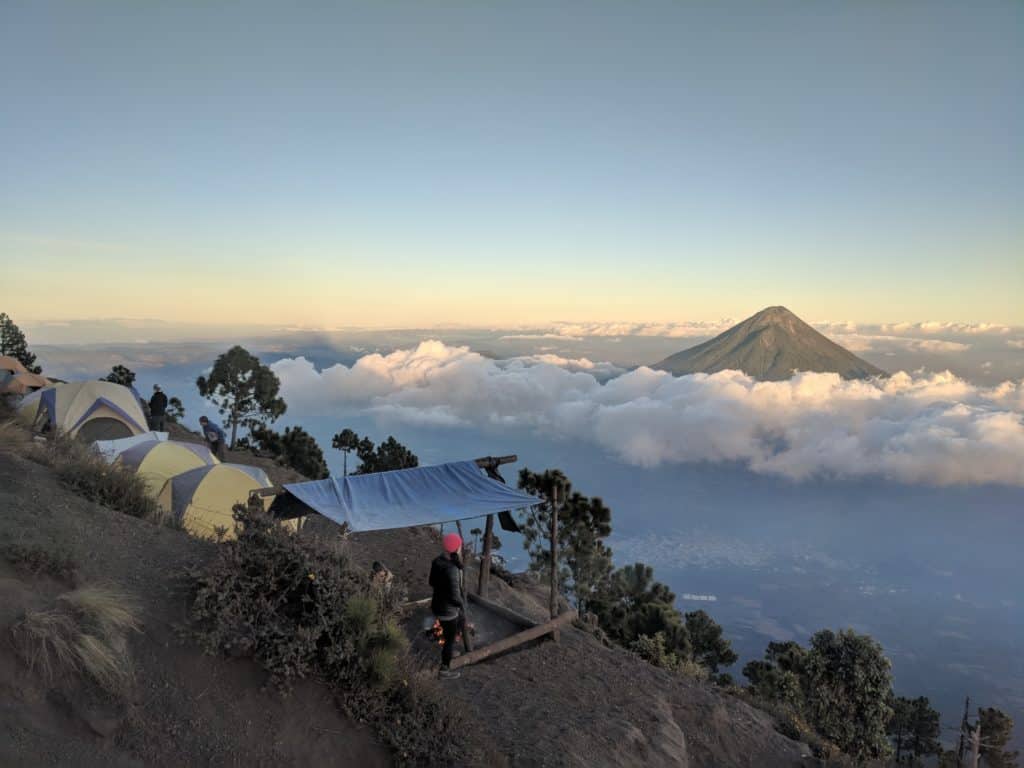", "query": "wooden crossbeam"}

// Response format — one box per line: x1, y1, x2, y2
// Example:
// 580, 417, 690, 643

448, 610, 576, 670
